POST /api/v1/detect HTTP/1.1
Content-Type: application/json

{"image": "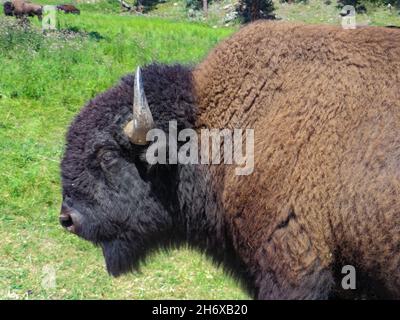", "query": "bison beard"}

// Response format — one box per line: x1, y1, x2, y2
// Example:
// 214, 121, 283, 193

61, 22, 400, 299
101, 238, 143, 275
